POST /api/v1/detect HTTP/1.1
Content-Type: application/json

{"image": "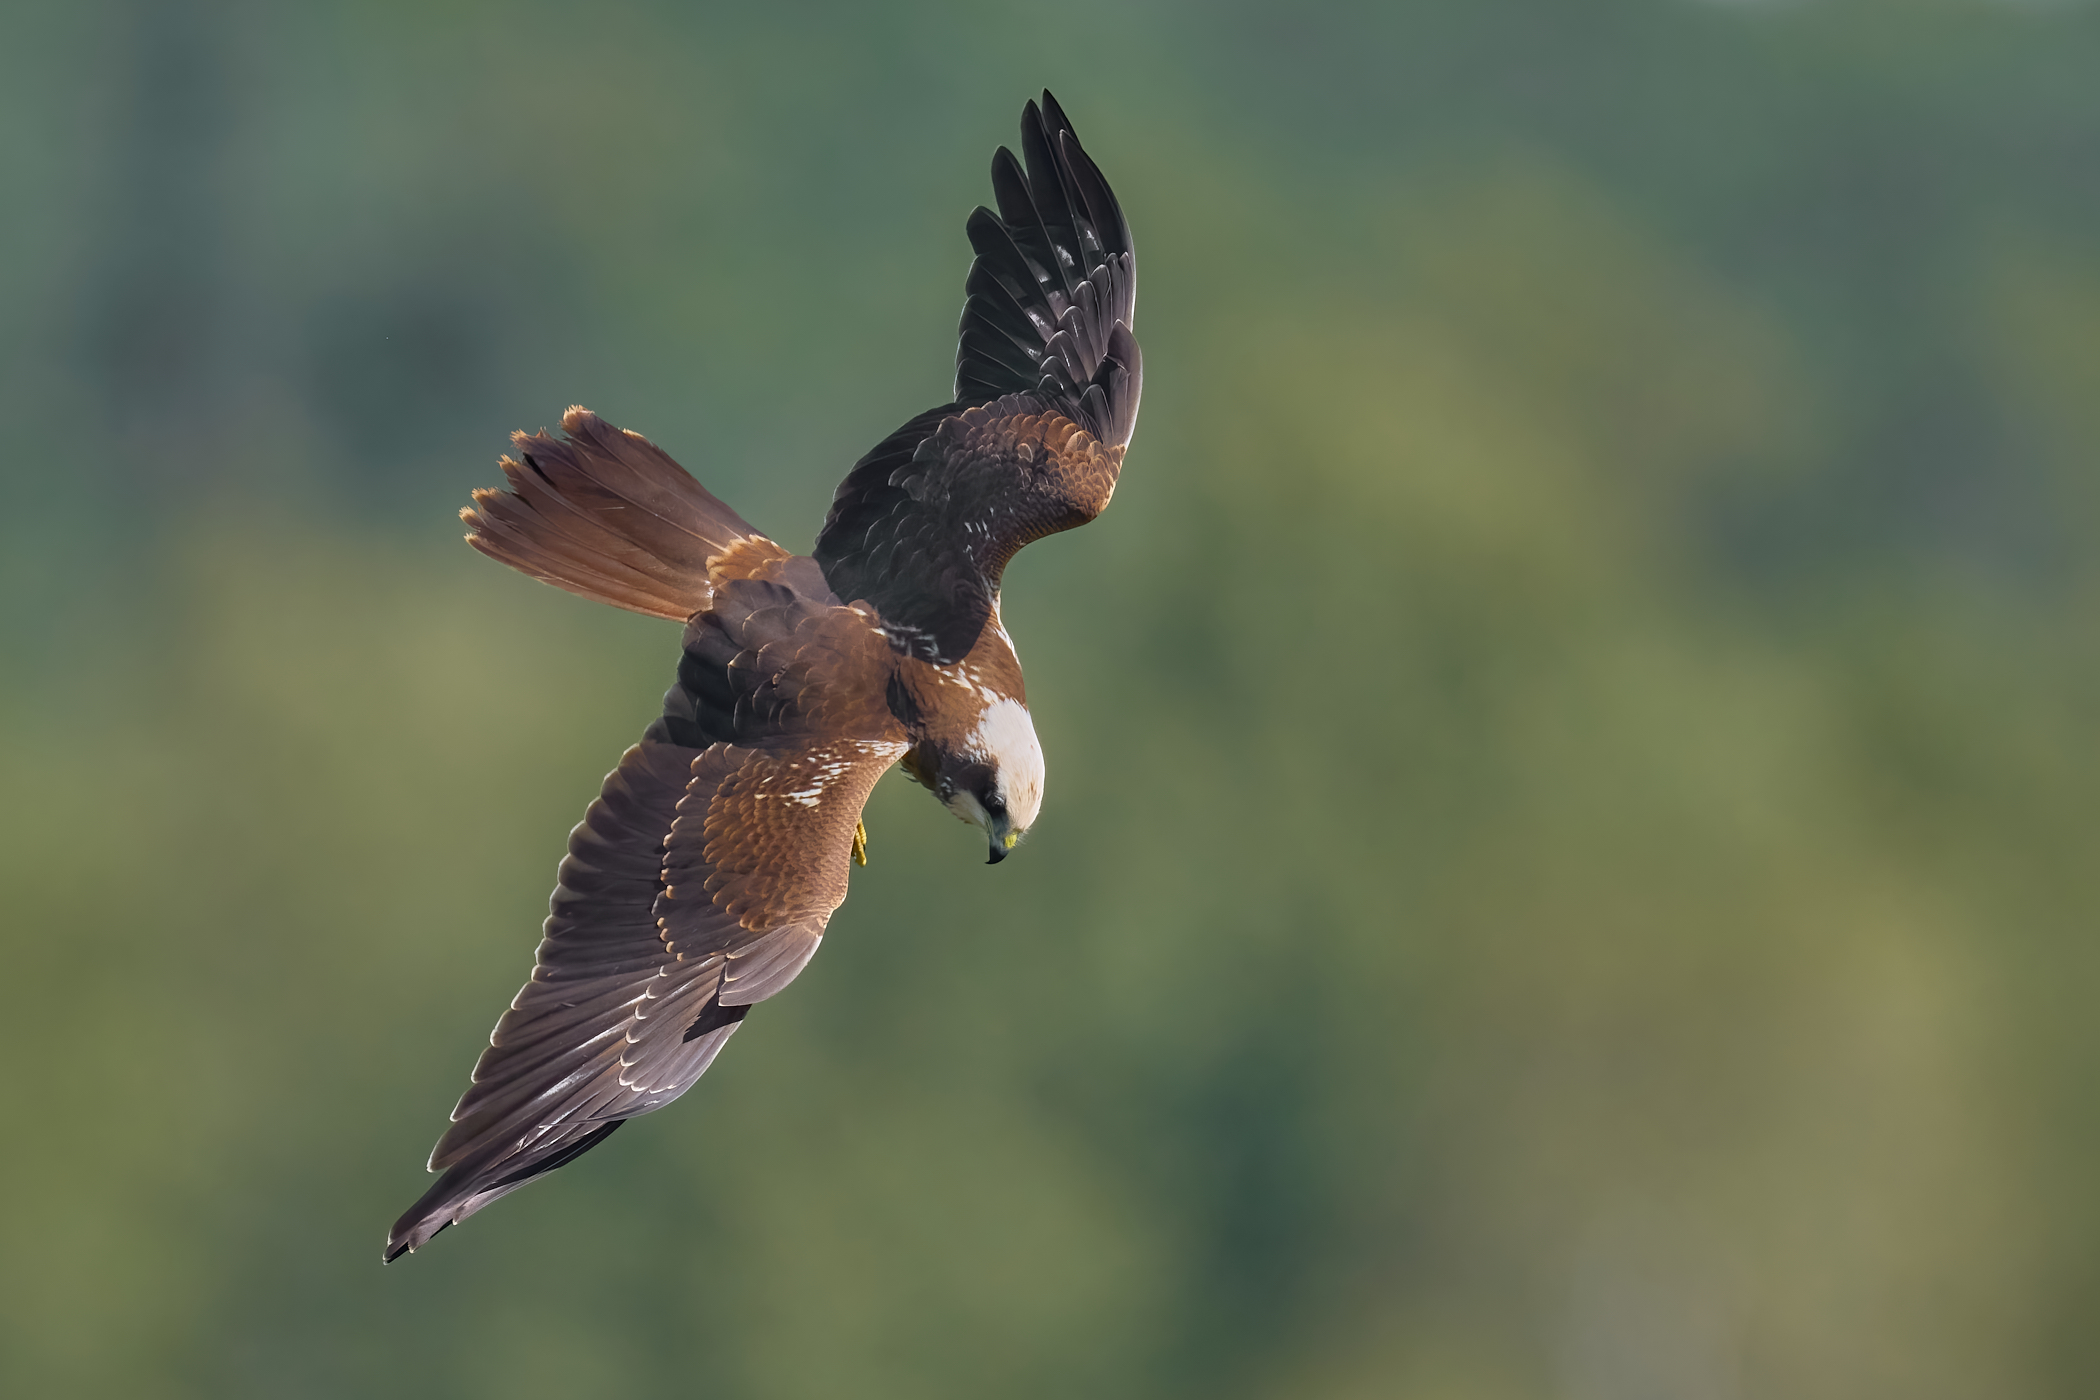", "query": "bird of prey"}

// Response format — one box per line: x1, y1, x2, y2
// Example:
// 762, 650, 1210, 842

385, 93, 1139, 1261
